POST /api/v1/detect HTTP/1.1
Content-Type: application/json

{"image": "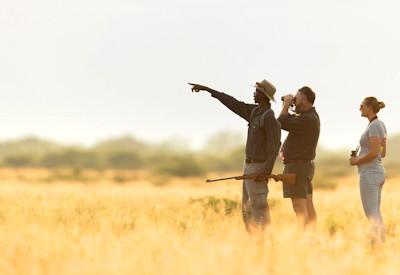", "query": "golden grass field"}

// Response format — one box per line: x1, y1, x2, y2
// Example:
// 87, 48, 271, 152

1, 169, 400, 275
